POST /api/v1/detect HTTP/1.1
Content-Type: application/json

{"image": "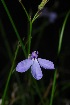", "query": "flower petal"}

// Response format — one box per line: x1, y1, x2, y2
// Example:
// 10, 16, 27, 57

16, 59, 33, 73
31, 59, 43, 80
38, 58, 54, 69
